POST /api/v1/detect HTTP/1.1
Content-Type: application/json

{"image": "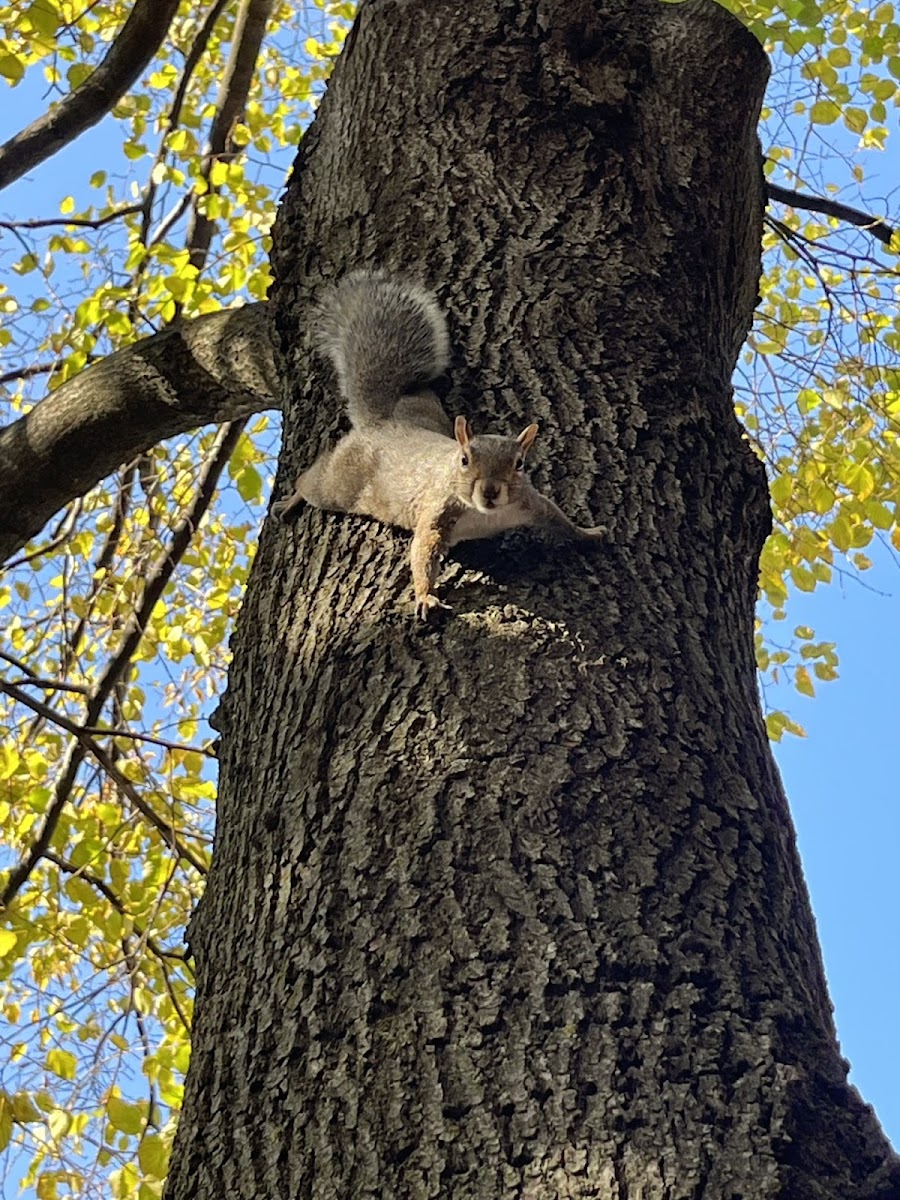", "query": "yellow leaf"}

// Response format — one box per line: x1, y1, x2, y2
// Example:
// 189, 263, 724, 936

790, 564, 816, 592
795, 666, 815, 698
107, 1094, 144, 1135
809, 100, 841, 124
0, 1096, 12, 1152
138, 1132, 169, 1179
0, 54, 26, 83
46, 1049, 77, 1080
48, 1108, 71, 1138
770, 474, 793, 505
0, 929, 18, 957
843, 108, 867, 134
